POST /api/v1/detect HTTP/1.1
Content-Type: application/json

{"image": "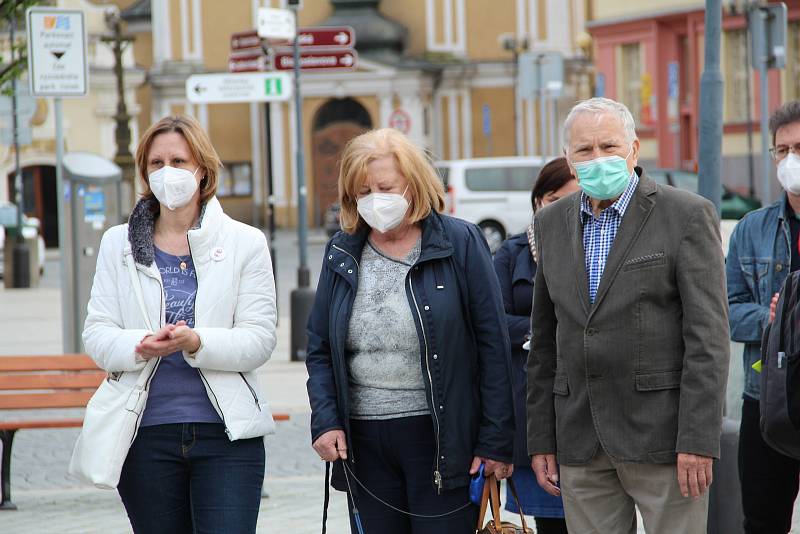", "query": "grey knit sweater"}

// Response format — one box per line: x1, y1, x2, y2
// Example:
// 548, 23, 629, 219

346, 239, 430, 420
